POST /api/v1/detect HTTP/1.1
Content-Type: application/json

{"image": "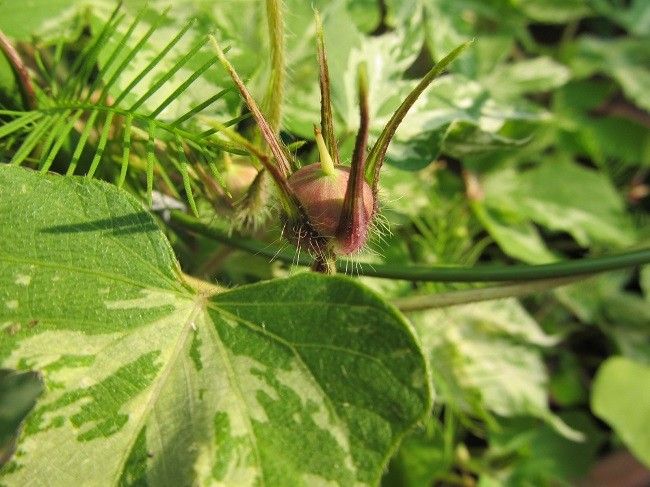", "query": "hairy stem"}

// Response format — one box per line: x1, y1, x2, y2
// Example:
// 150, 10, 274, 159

315, 10, 340, 165
169, 211, 650, 282
312, 248, 337, 274
263, 0, 285, 134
